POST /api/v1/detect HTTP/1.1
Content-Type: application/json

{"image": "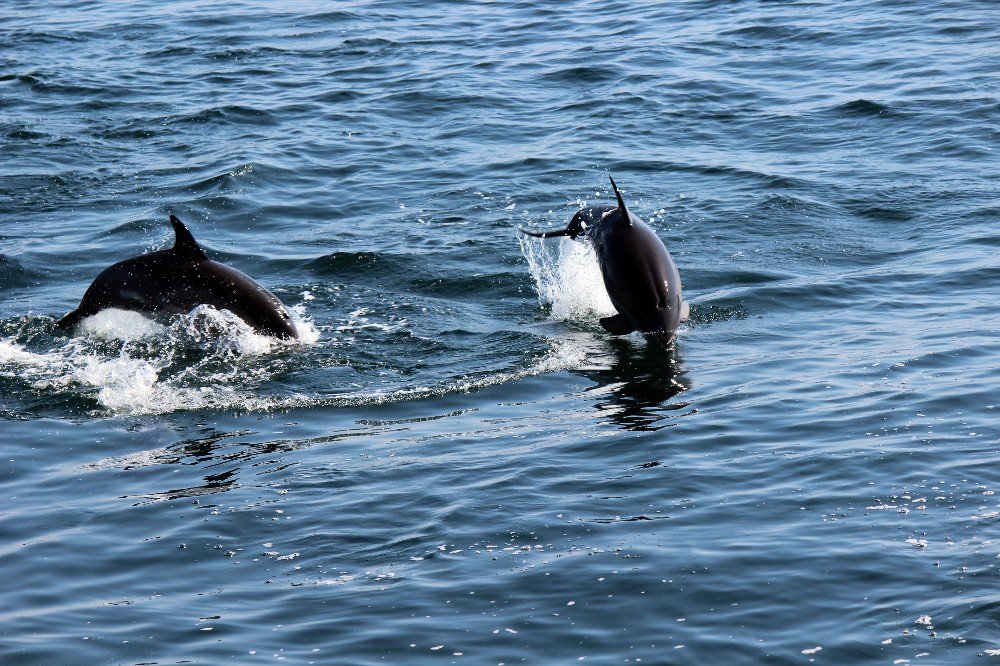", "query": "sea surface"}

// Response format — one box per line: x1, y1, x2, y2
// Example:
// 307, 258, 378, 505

2, 1, 998, 663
